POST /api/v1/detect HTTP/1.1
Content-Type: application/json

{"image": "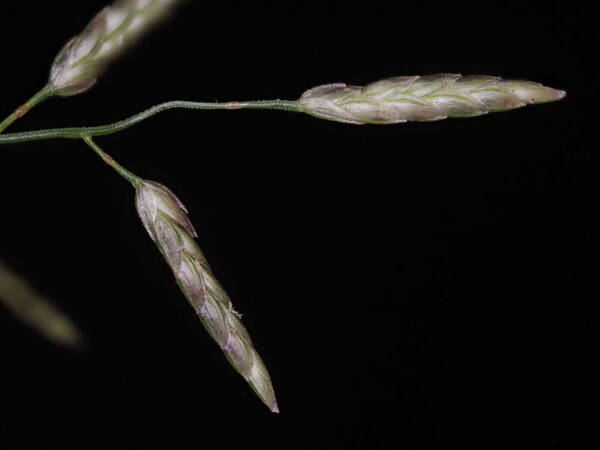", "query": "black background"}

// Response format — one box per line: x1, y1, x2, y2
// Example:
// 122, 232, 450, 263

0, 1, 594, 448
